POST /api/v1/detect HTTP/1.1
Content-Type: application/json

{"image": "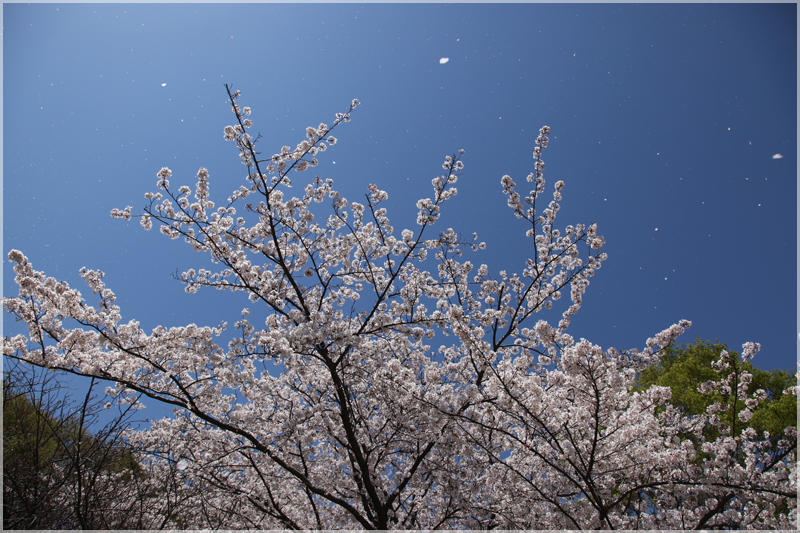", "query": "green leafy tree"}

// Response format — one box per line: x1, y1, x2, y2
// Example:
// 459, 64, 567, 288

2, 361, 168, 529
633, 339, 797, 522
4, 364, 82, 529
636, 337, 797, 443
